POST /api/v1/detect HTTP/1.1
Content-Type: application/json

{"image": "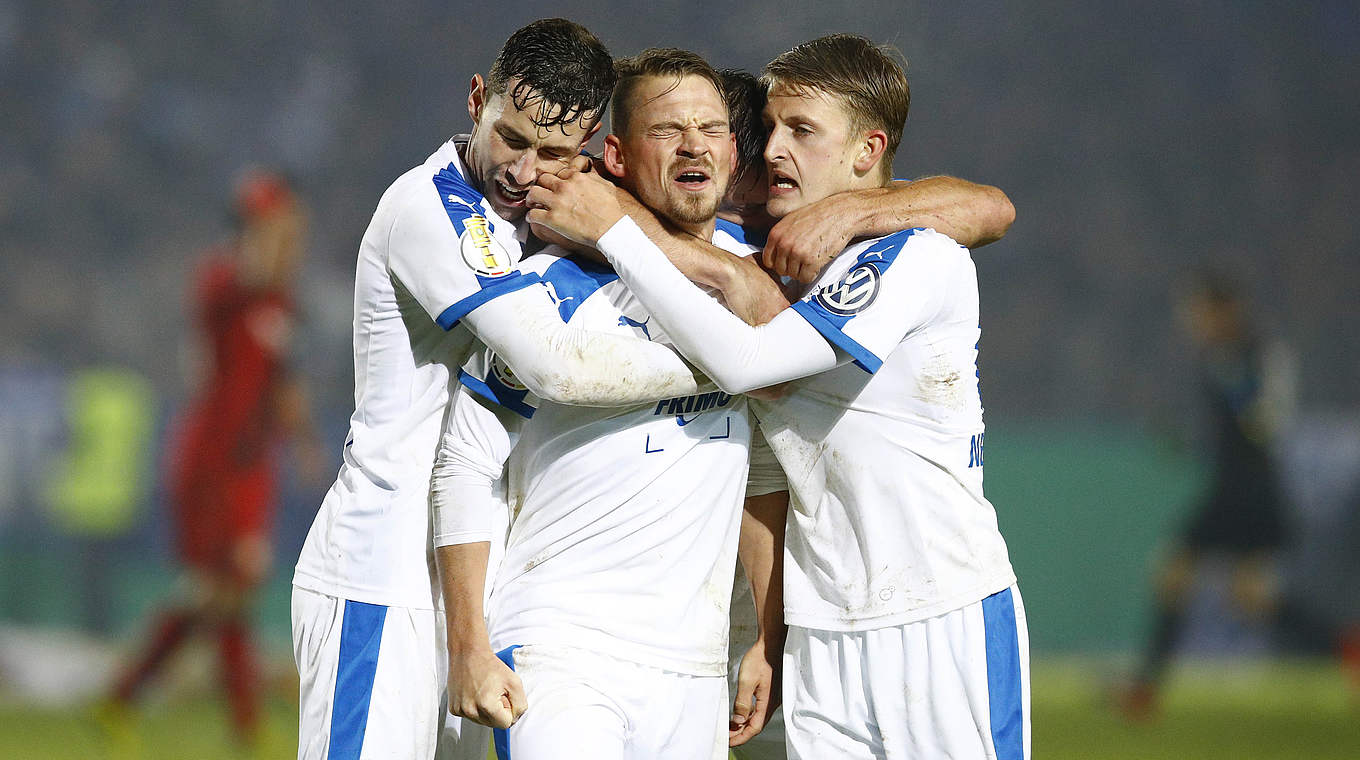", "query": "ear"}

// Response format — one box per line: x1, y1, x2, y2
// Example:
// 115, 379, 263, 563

467, 74, 486, 124
852, 129, 889, 175
728, 132, 738, 176
602, 134, 626, 177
